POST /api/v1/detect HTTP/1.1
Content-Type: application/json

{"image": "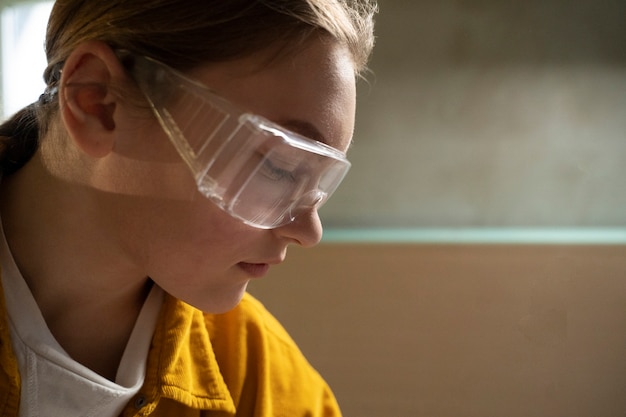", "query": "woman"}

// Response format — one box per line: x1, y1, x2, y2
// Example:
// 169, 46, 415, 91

0, 0, 376, 415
